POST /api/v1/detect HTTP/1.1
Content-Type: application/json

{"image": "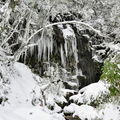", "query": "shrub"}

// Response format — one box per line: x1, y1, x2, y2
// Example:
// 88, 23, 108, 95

100, 60, 120, 96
